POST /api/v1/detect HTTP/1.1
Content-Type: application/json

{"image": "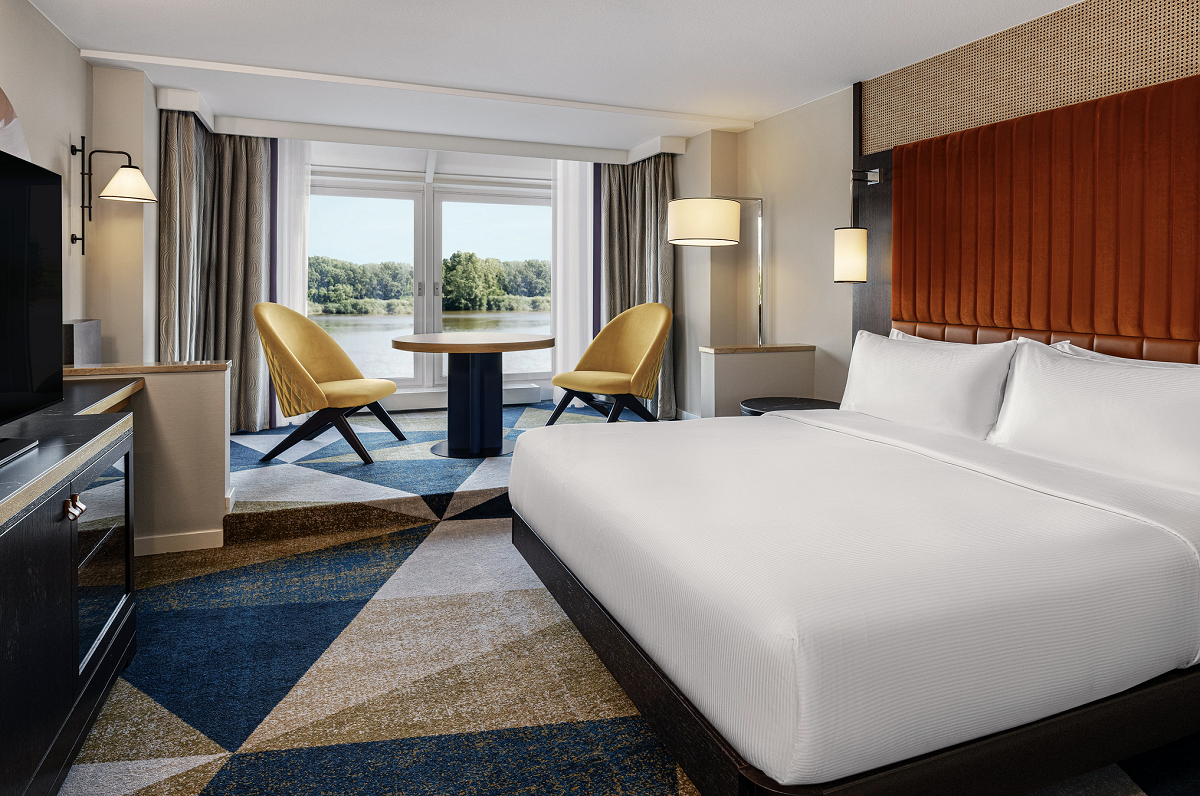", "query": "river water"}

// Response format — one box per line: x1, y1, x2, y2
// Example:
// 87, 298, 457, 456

309, 311, 552, 379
